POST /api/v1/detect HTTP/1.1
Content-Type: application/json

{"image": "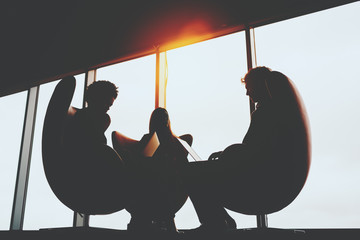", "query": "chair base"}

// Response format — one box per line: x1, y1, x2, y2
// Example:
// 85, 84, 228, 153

39, 226, 122, 232
236, 227, 306, 240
